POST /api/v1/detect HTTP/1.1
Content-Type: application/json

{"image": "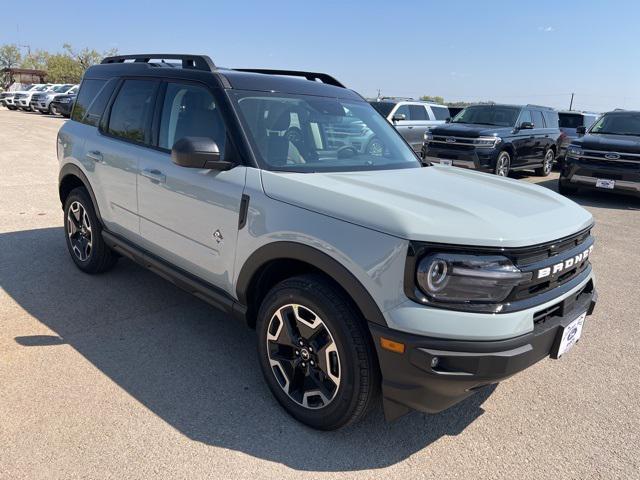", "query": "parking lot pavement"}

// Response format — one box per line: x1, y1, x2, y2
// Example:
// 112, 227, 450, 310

1, 108, 639, 480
